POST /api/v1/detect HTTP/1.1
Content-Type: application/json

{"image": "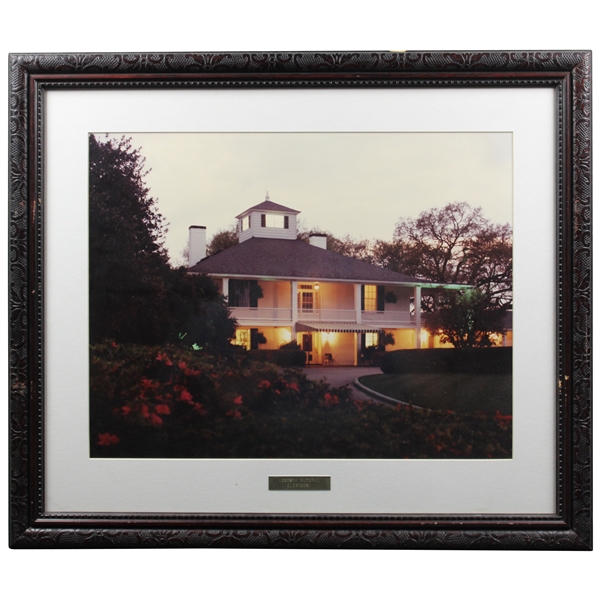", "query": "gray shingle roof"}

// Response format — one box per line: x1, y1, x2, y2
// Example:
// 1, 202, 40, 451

235, 200, 300, 218
189, 237, 428, 284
